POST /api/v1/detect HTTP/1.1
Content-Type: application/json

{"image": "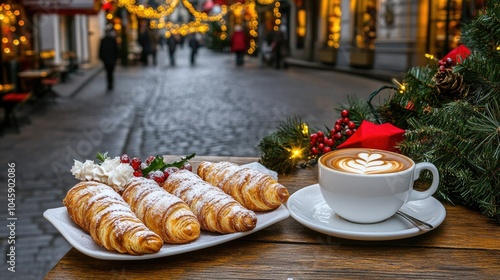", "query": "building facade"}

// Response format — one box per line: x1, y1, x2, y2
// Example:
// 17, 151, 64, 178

281, 0, 485, 72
